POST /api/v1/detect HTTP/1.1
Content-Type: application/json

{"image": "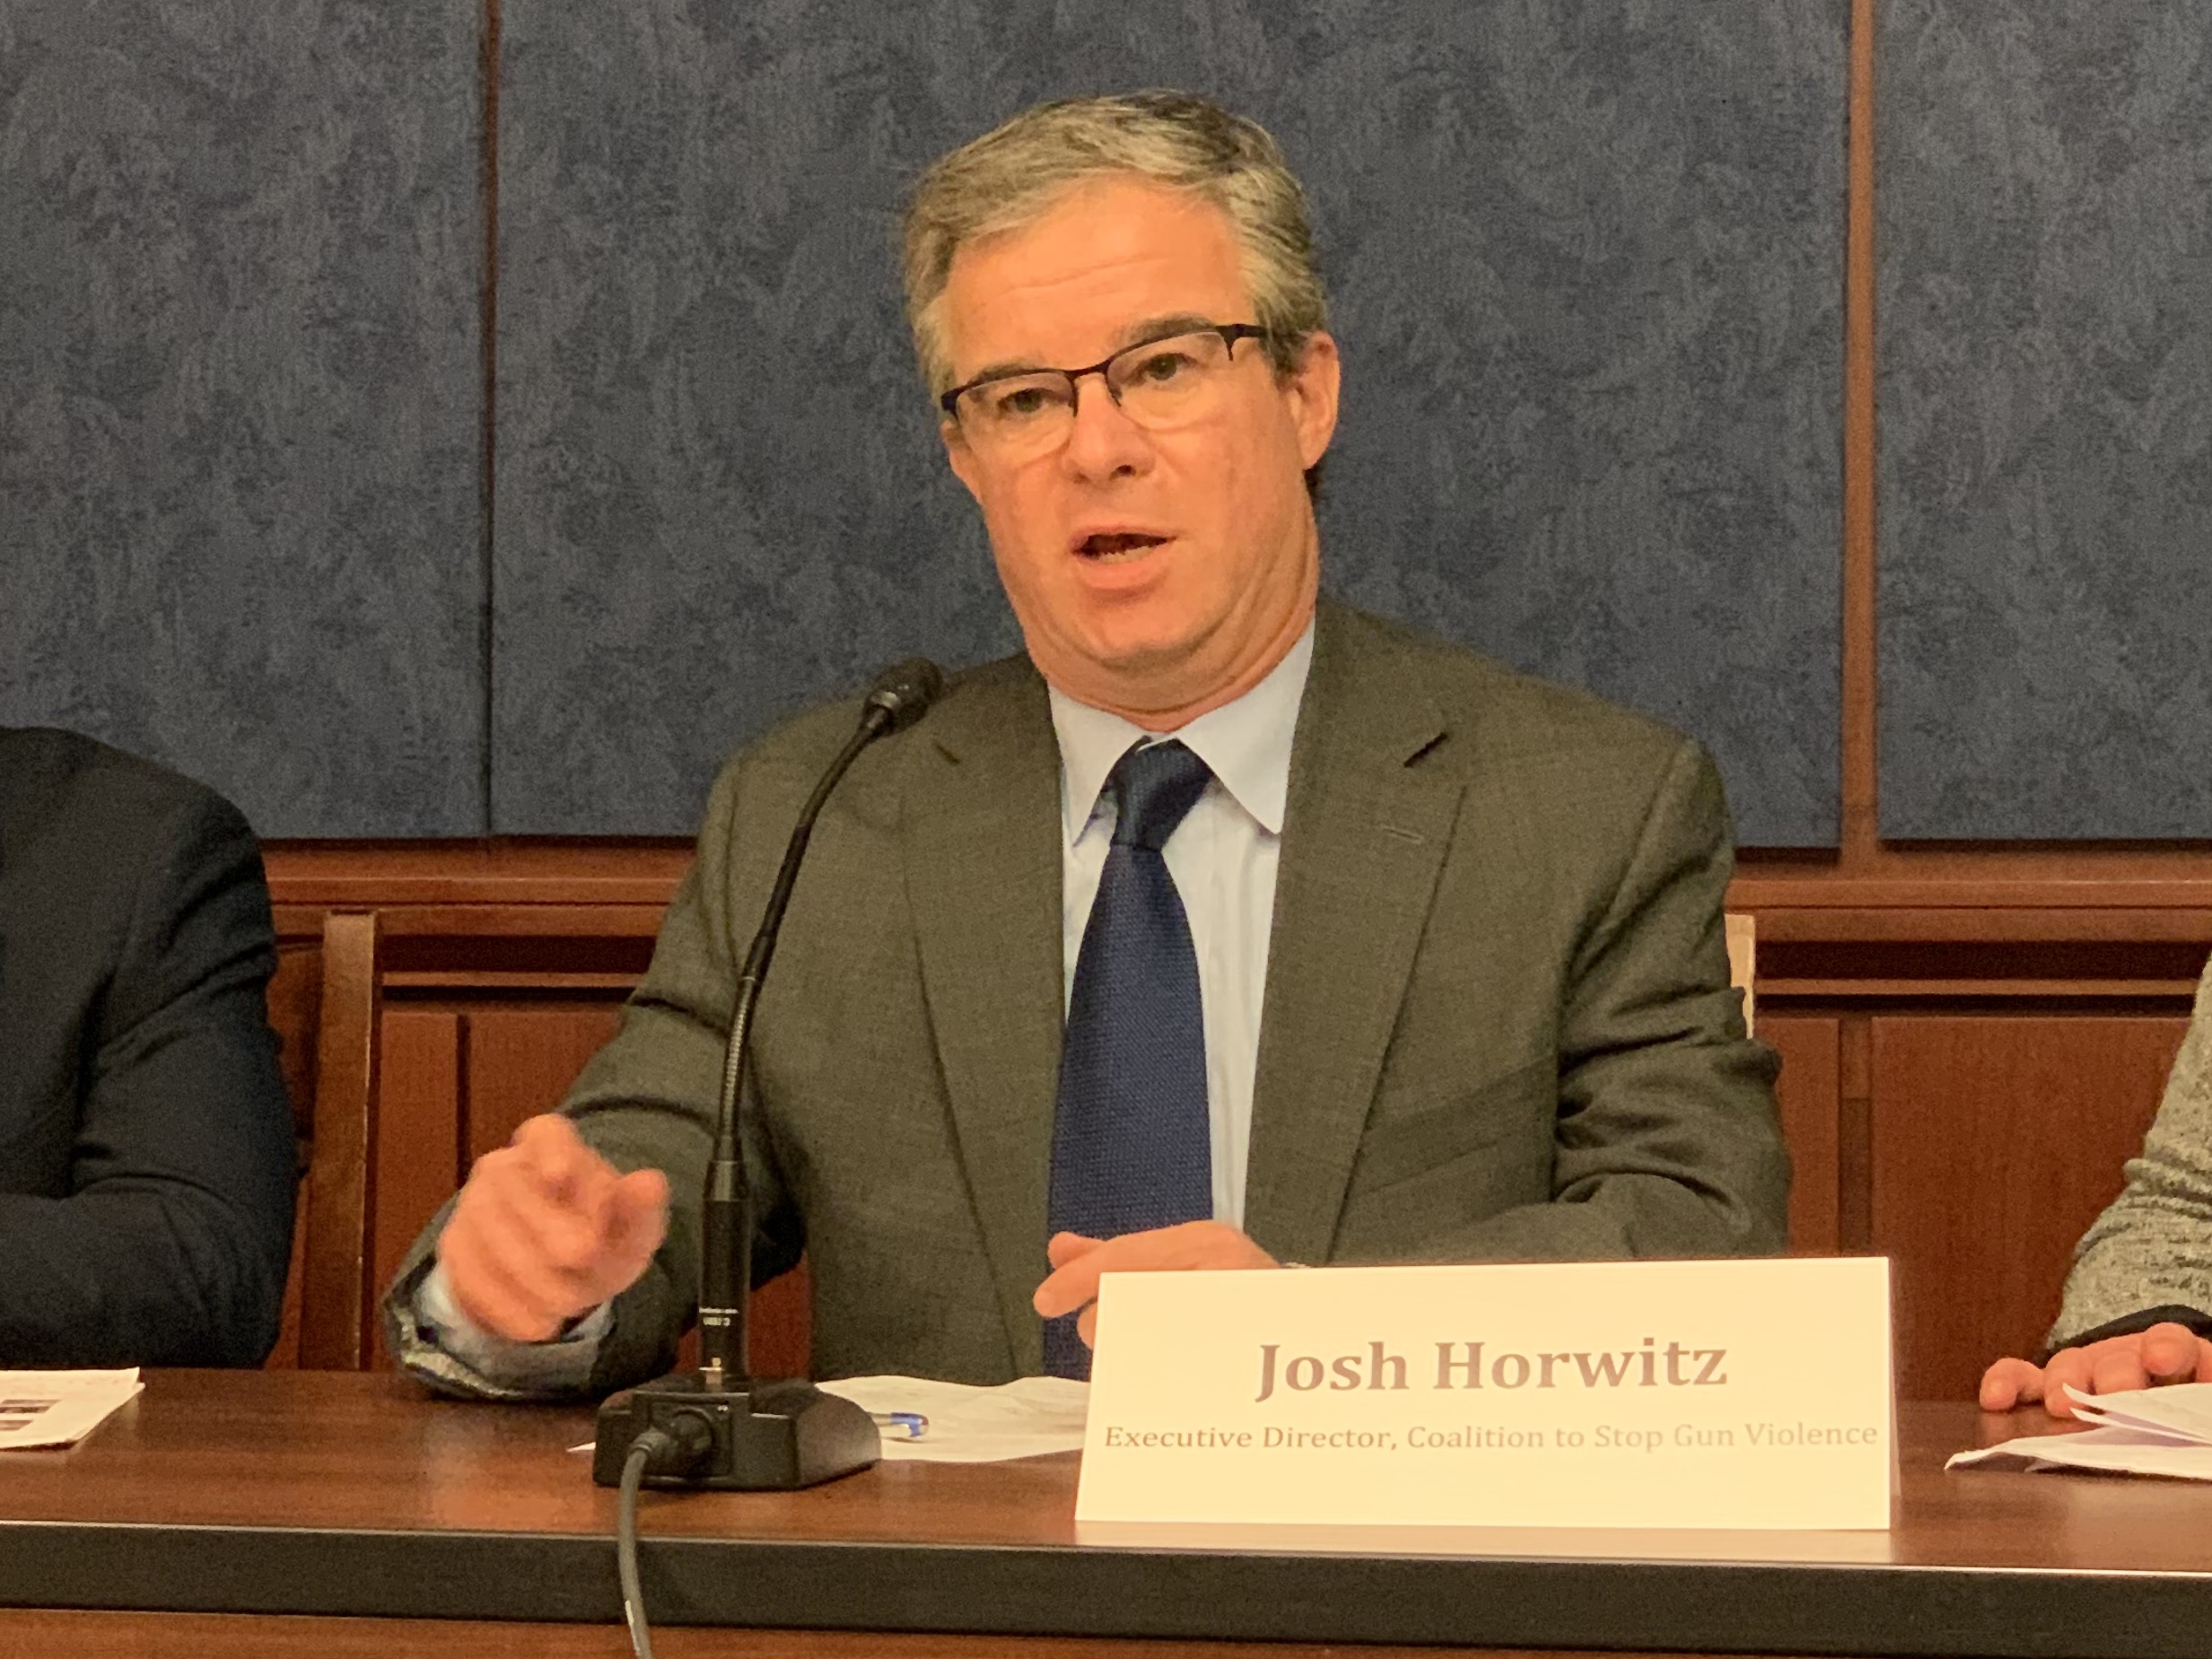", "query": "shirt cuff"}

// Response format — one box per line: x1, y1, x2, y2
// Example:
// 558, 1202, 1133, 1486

413, 1262, 613, 1393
